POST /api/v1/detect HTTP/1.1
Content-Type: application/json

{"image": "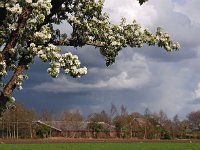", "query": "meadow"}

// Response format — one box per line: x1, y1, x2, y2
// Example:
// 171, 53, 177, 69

1, 143, 200, 150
